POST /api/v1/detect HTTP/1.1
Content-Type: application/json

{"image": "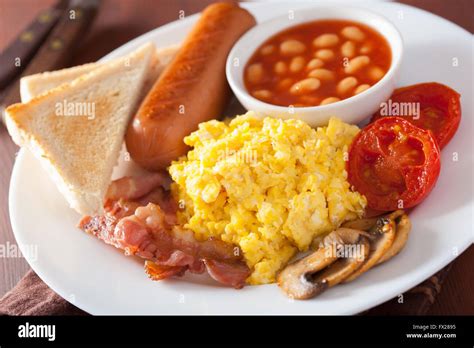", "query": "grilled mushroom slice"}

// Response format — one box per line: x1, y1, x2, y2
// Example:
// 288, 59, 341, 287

387, 210, 405, 220
277, 246, 337, 299
342, 217, 378, 231
377, 214, 411, 265
343, 217, 396, 283
278, 210, 412, 299
277, 228, 368, 300
313, 233, 370, 288
342, 210, 404, 231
